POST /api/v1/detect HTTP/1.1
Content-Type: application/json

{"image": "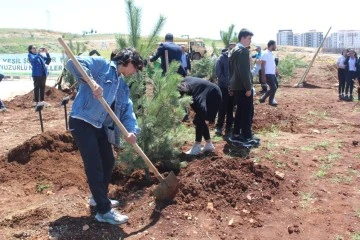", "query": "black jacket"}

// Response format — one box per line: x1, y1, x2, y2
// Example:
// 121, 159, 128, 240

150, 42, 186, 76
215, 49, 230, 88
228, 45, 252, 91
179, 77, 222, 122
